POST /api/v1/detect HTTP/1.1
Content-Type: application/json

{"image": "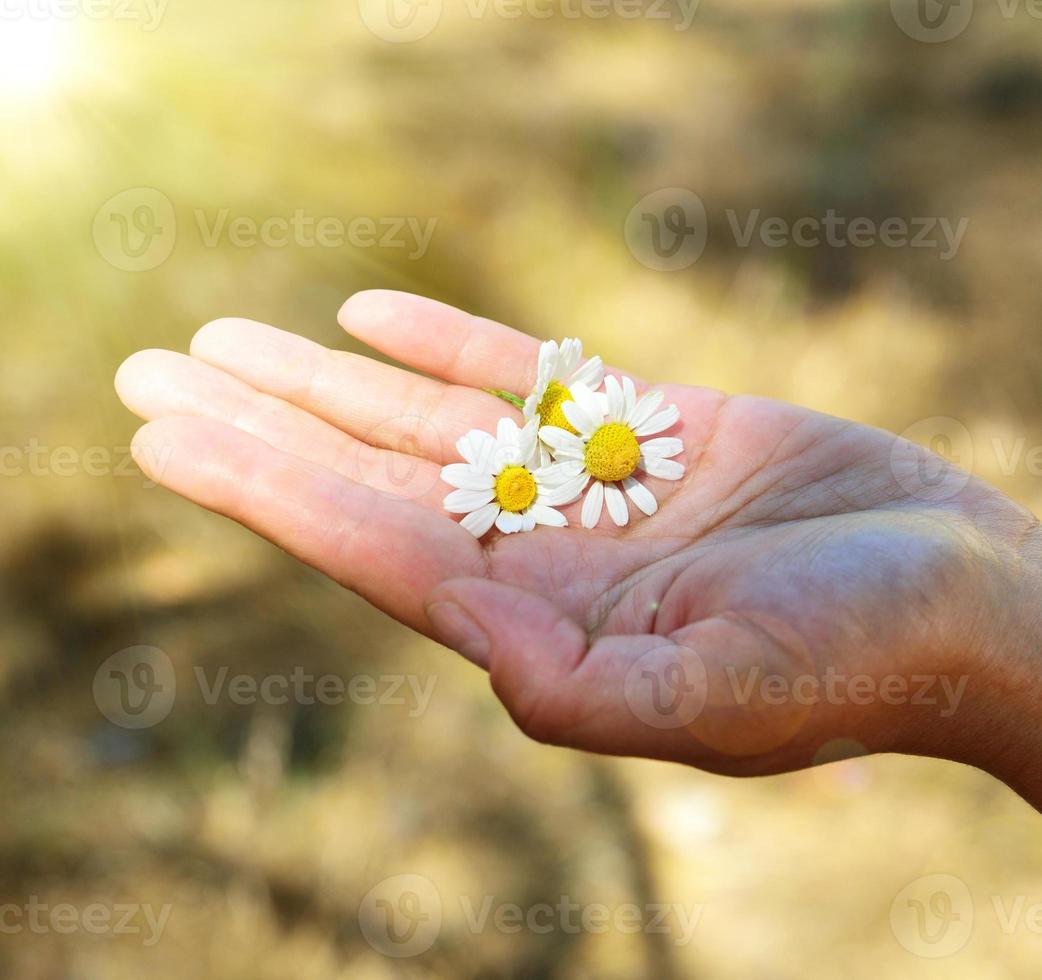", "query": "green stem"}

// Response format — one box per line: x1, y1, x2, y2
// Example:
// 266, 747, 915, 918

482, 387, 526, 411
